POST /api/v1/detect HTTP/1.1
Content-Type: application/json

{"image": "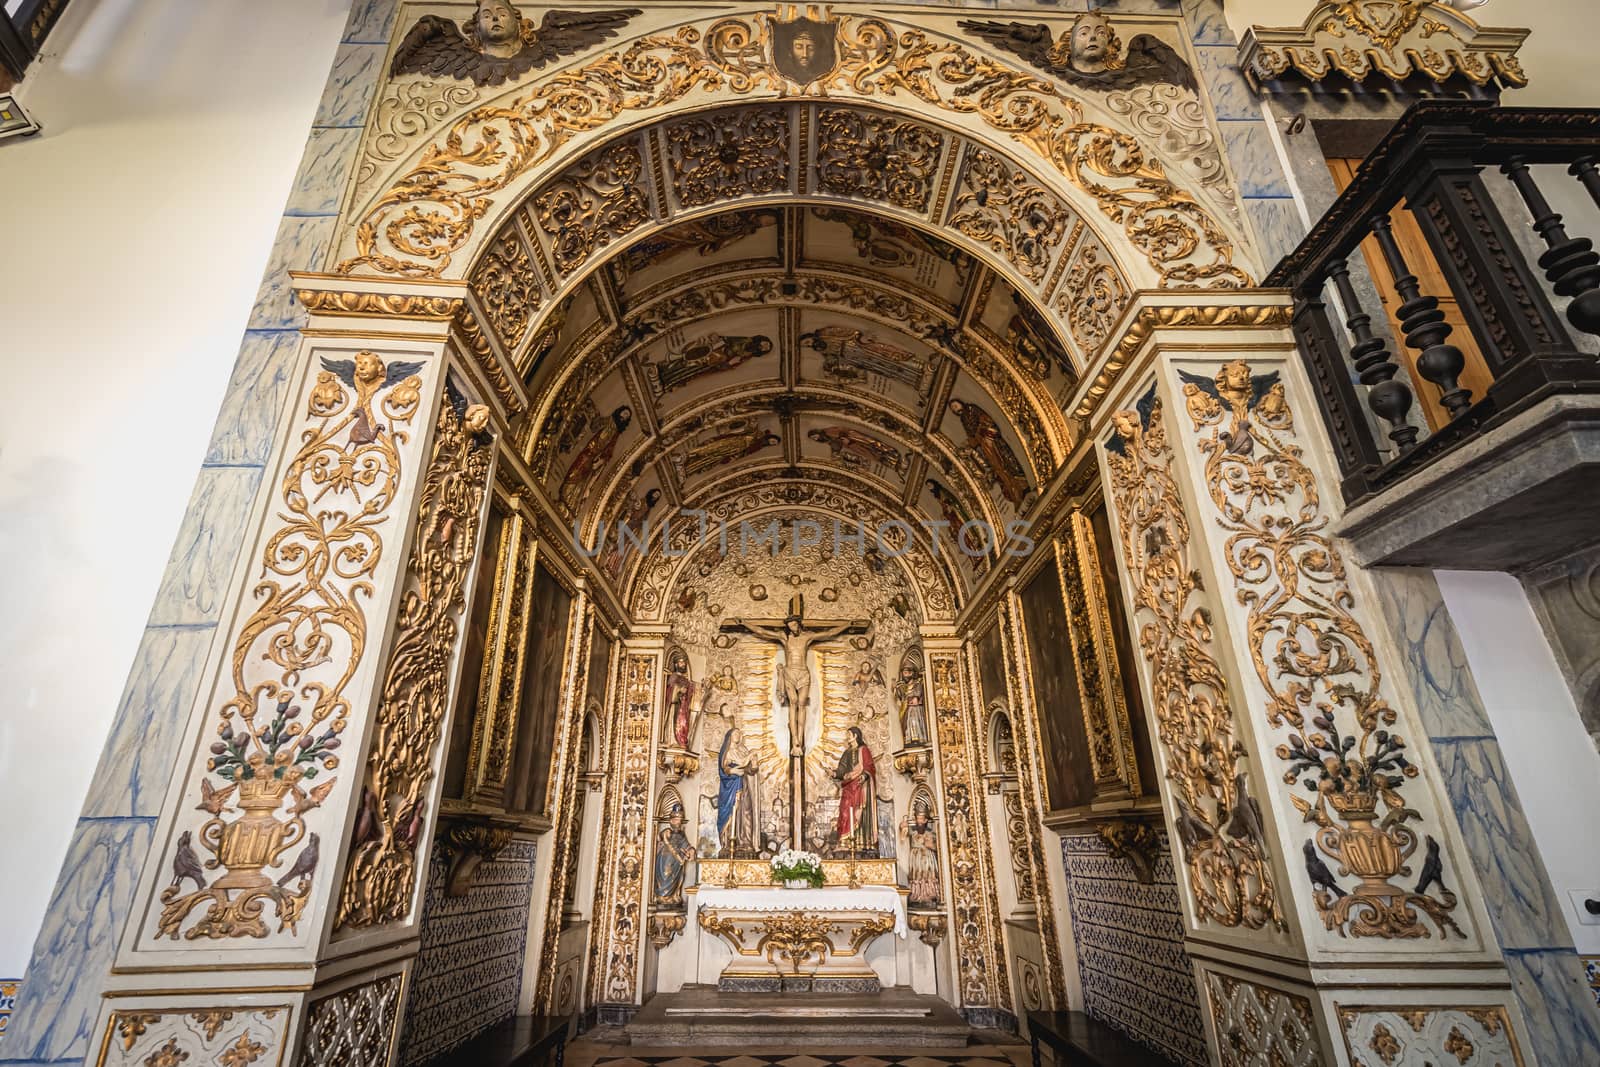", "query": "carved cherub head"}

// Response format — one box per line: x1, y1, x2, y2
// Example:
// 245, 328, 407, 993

464, 404, 491, 435
470, 0, 527, 56
1063, 13, 1121, 73
353, 351, 384, 385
